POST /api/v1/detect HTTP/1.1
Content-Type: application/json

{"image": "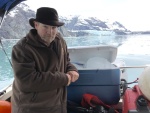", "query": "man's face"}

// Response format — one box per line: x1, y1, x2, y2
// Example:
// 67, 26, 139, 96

34, 21, 58, 45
